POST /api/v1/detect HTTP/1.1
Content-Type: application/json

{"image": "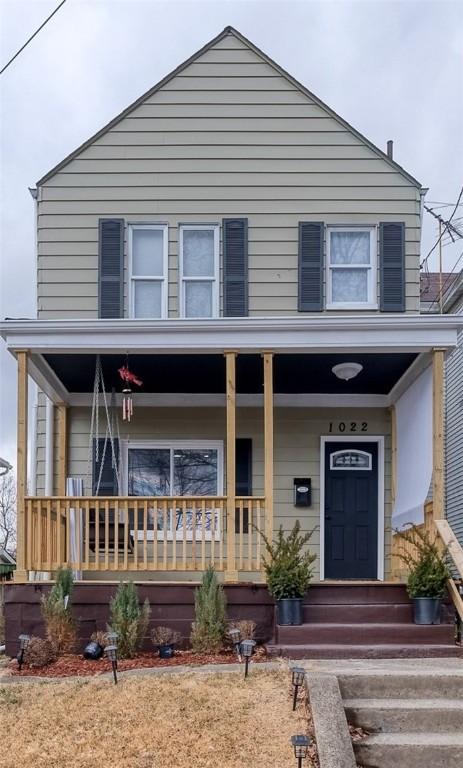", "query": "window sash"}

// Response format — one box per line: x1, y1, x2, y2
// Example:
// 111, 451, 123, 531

129, 224, 168, 318
179, 225, 219, 318
123, 440, 223, 541
326, 227, 377, 309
